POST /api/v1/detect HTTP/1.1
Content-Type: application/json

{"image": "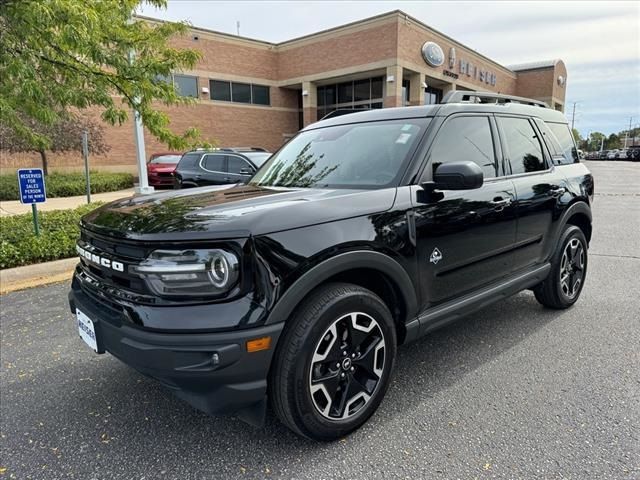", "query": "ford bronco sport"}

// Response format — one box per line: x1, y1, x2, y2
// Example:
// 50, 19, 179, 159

69, 91, 594, 441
